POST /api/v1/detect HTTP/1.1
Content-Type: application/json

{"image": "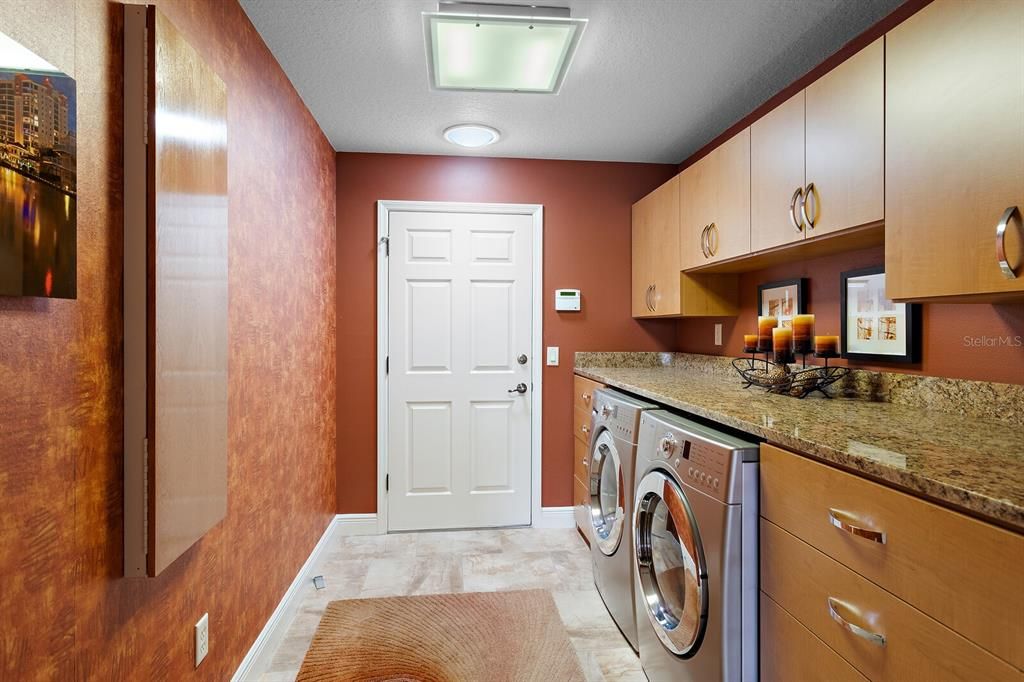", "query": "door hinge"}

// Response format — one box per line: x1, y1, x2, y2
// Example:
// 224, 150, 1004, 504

380, 235, 389, 256
385, 356, 389, 374
385, 474, 389, 492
